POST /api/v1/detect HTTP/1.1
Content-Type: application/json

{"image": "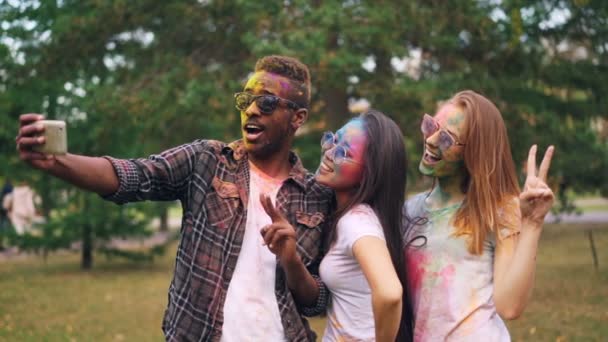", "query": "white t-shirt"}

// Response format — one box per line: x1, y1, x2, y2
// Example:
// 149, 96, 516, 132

319, 204, 386, 342
221, 163, 287, 342
403, 193, 519, 341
